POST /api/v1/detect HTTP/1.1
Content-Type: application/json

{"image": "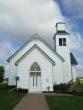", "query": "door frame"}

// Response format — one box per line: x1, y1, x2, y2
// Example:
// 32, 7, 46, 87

29, 71, 42, 93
